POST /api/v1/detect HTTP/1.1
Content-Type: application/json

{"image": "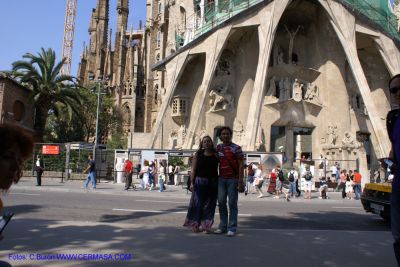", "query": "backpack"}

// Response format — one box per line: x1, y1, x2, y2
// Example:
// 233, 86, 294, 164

289, 172, 295, 182
305, 171, 312, 181
278, 170, 284, 182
